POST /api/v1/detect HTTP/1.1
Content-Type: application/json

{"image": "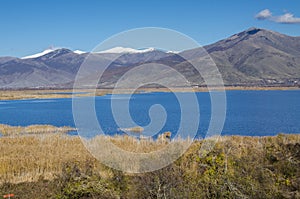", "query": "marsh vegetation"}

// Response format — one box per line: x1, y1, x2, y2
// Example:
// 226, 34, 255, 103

0, 133, 299, 198
0, 124, 76, 136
